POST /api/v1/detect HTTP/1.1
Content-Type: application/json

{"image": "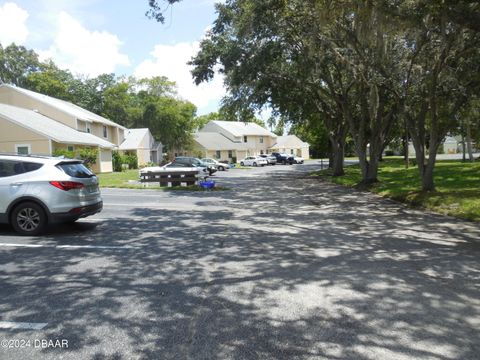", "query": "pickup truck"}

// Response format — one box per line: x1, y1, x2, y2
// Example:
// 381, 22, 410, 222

271, 152, 294, 165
